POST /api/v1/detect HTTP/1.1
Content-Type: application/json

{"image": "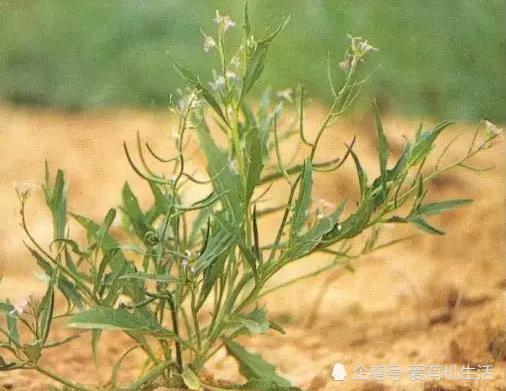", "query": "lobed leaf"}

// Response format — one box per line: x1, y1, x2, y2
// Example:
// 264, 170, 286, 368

224, 340, 293, 387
